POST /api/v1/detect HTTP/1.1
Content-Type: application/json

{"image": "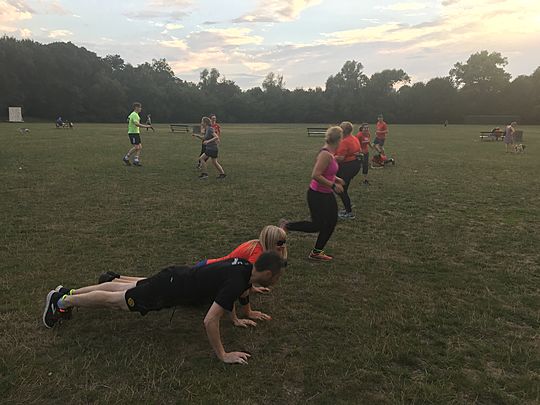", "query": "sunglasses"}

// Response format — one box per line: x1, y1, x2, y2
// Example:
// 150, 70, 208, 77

276, 240, 287, 246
